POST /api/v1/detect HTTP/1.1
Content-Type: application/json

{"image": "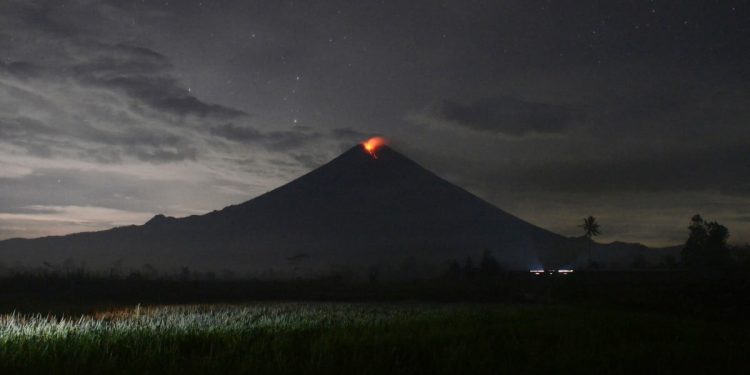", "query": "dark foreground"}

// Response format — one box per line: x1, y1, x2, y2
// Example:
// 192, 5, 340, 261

1, 303, 748, 374
1, 271, 749, 373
